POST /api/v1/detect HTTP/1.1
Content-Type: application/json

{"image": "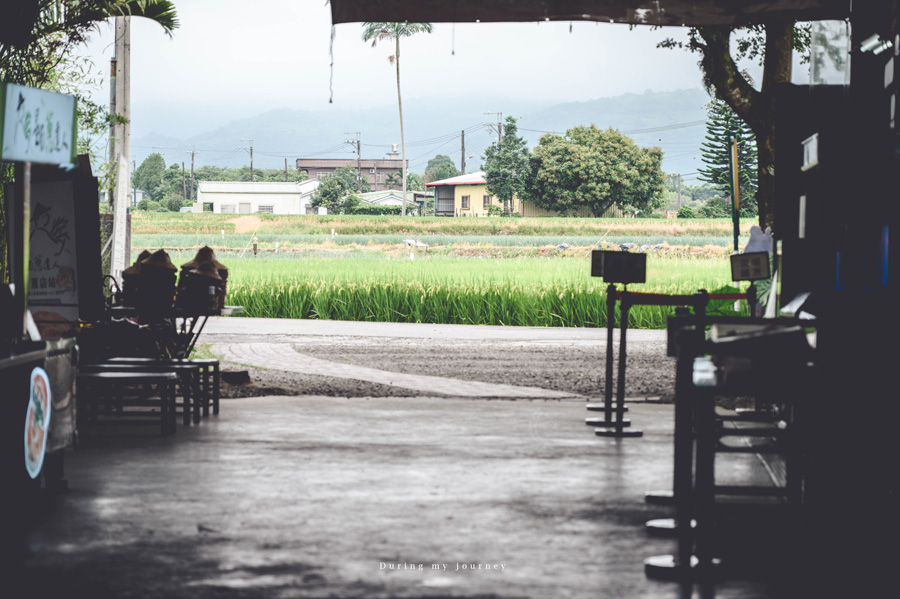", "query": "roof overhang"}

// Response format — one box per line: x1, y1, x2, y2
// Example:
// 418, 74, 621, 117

330, 1, 850, 27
